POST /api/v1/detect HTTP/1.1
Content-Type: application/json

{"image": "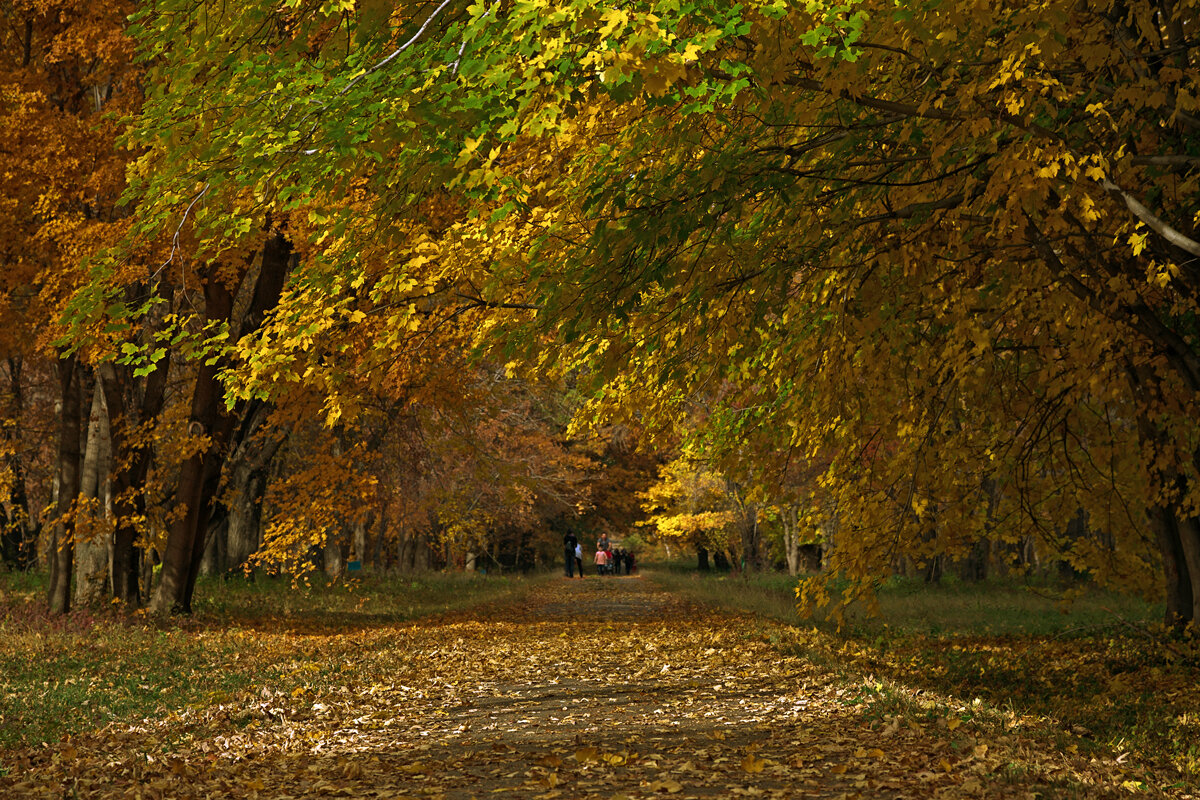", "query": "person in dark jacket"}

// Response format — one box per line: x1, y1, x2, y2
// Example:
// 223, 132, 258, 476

563, 531, 578, 577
